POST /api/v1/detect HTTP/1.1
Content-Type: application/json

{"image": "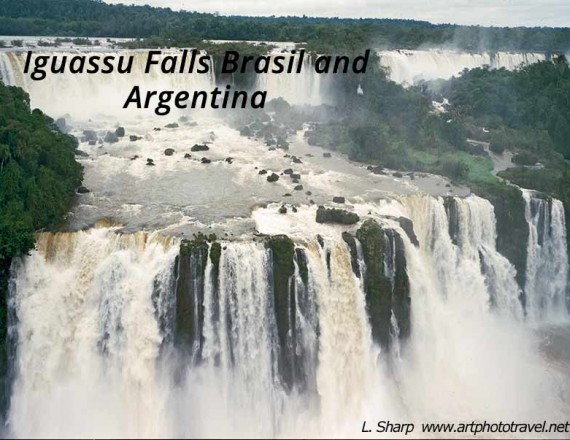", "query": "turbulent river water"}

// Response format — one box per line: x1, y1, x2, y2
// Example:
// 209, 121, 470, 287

0, 42, 569, 438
